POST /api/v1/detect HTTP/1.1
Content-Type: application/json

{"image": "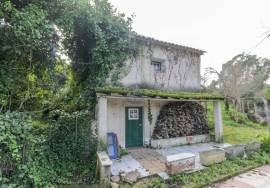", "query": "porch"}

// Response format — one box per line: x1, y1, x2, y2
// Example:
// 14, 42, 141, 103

110, 142, 232, 179
96, 86, 225, 149
95, 87, 226, 183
